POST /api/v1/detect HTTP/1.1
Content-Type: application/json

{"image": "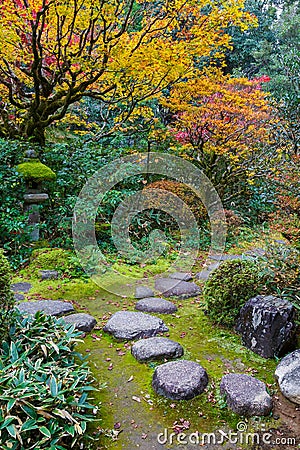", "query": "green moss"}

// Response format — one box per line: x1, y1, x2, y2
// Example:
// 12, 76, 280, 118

16, 161, 56, 182
20, 248, 81, 277
13, 248, 290, 450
